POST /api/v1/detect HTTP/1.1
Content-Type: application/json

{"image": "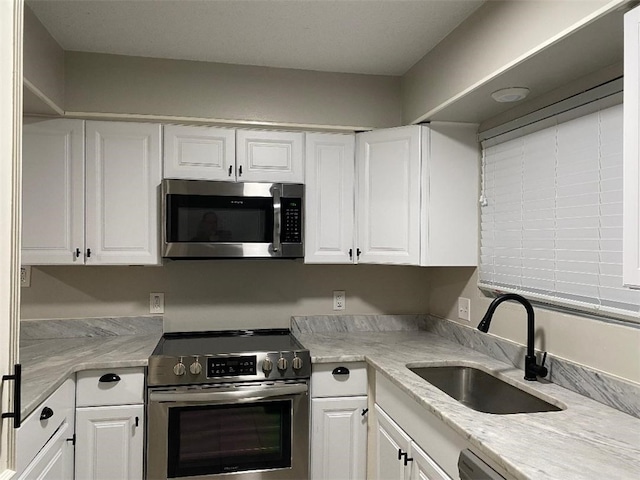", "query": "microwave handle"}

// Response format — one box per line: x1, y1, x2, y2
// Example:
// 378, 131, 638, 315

273, 186, 281, 252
